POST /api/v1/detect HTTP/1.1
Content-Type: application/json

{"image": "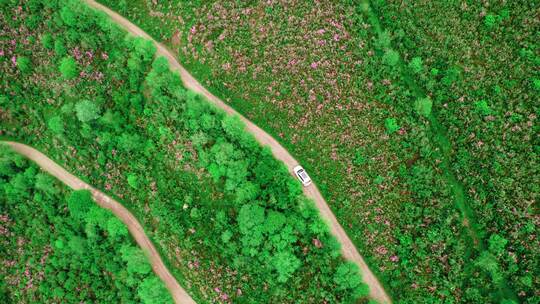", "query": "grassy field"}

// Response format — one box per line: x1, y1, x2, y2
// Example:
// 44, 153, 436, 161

1, 1, 367, 303
369, 0, 539, 302
0, 146, 171, 303
97, 0, 539, 303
